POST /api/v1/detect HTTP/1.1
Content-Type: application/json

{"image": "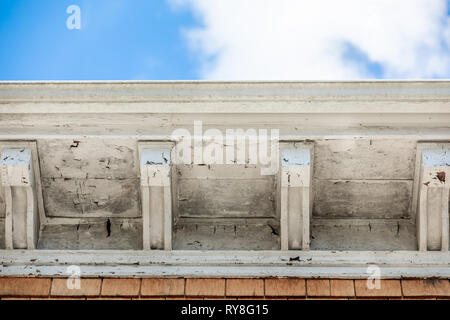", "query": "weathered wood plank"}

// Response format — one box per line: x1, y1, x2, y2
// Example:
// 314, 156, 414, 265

176, 164, 268, 180
177, 179, 276, 218
2, 81, 449, 103
313, 180, 412, 219
37, 221, 142, 250
38, 138, 138, 179
3, 113, 450, 140
148, 186, 164, 249
3, 248, 450, 277
42, 178, 141, 218
173, 223, 280, 250
310, 220, 417, 250
3, 248, 450, 266
0, 184, 4, 217
314, 139, 416, 180
163, 185, 172, 250
0, 218, 4, 249
280, 186, 288, 250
